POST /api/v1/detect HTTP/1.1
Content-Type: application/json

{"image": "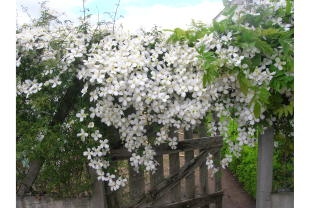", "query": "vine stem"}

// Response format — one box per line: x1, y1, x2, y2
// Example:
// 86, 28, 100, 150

112, 0, 121, 34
